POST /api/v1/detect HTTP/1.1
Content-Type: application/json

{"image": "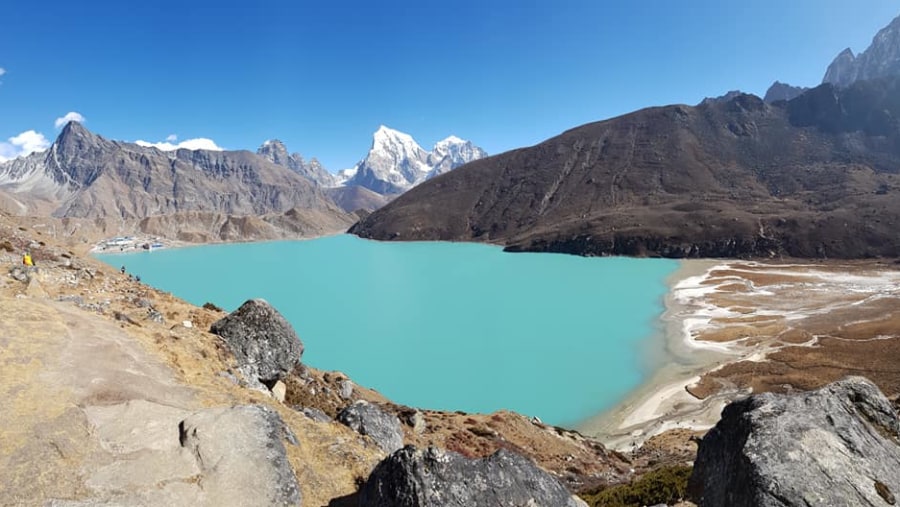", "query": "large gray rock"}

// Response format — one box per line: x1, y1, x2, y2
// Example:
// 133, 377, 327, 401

689, 376, 900, 507
179, 405, 302, 506
359, 446, 586, 507
336, 400, 403, 454
210, 299, 303, 384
